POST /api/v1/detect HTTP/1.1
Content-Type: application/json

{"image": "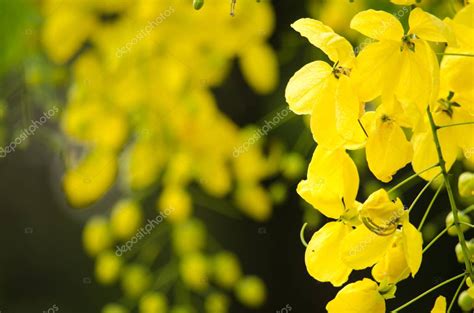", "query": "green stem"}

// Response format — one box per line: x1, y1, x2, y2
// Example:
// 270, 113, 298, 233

448, 276, 467, 313
408, 172, 441, 214
464, 204, 474, 214
437, 52, 474, 57
438, 121, 474, 129
300, 223, 308, 247
427, 107, 474, 281
388, 164, 439, 194
418, 183, 443, 231
391, 272, 466, 312
459, 221, 474, 228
